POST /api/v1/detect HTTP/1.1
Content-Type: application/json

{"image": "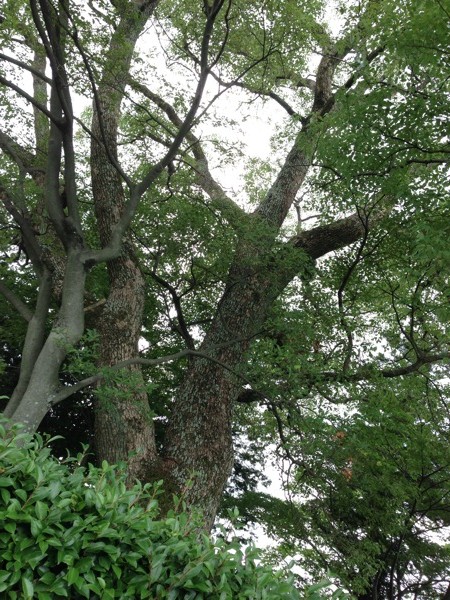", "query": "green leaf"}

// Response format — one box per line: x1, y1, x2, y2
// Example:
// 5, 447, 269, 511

22, 577, 34, 598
